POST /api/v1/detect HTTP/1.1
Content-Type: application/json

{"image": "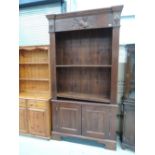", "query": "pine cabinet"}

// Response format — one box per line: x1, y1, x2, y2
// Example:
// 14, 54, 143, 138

19, 46, 52, 139
19, 99, 51, 138
47, 5, 123, 150
19, 99, 28, 133
19, 107, 28, 133
28, 108, 47, 137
